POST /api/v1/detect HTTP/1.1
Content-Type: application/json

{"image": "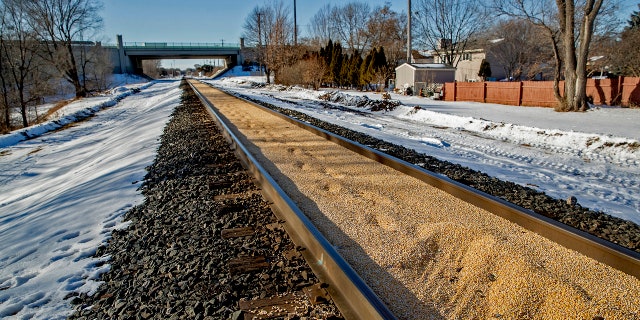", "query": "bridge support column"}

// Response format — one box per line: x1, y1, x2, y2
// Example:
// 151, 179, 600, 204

117, 35, 126, 74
